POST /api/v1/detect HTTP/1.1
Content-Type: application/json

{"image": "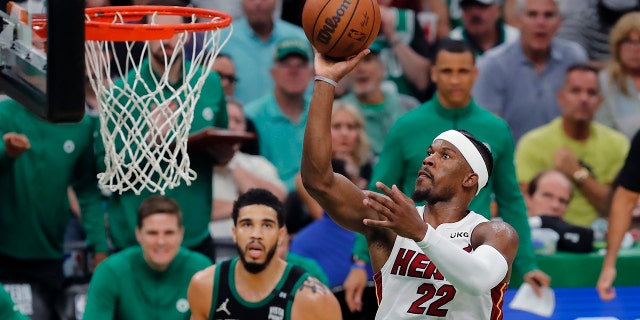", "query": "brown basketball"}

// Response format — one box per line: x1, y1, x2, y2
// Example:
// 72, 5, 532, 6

302, 0, 381, 59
